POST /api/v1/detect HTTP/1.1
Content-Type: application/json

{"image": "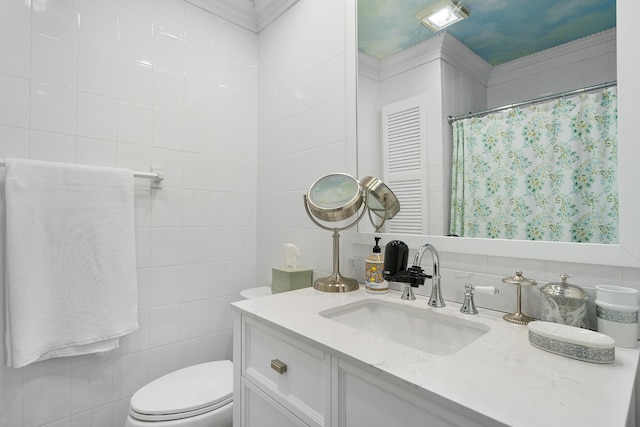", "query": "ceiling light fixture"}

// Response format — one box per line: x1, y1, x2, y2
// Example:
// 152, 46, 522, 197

417, 0, 469, 31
